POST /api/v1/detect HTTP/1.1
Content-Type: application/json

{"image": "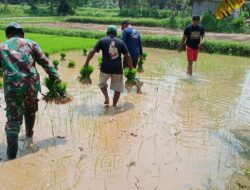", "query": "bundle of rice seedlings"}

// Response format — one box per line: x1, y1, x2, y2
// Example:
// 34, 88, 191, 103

43, 77, 72, 104
68, 61, 76, 68
137, 59, 144, 73
98, 57, 103, 68
124, 68, 143, 94
142, 52, 147, 60
83, 48, 88, 56
60, 53, 66, 61
78, 65, 94, 84
45, 52, 50, 58
53, 60, 60, 70
0, 81, 3, 89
